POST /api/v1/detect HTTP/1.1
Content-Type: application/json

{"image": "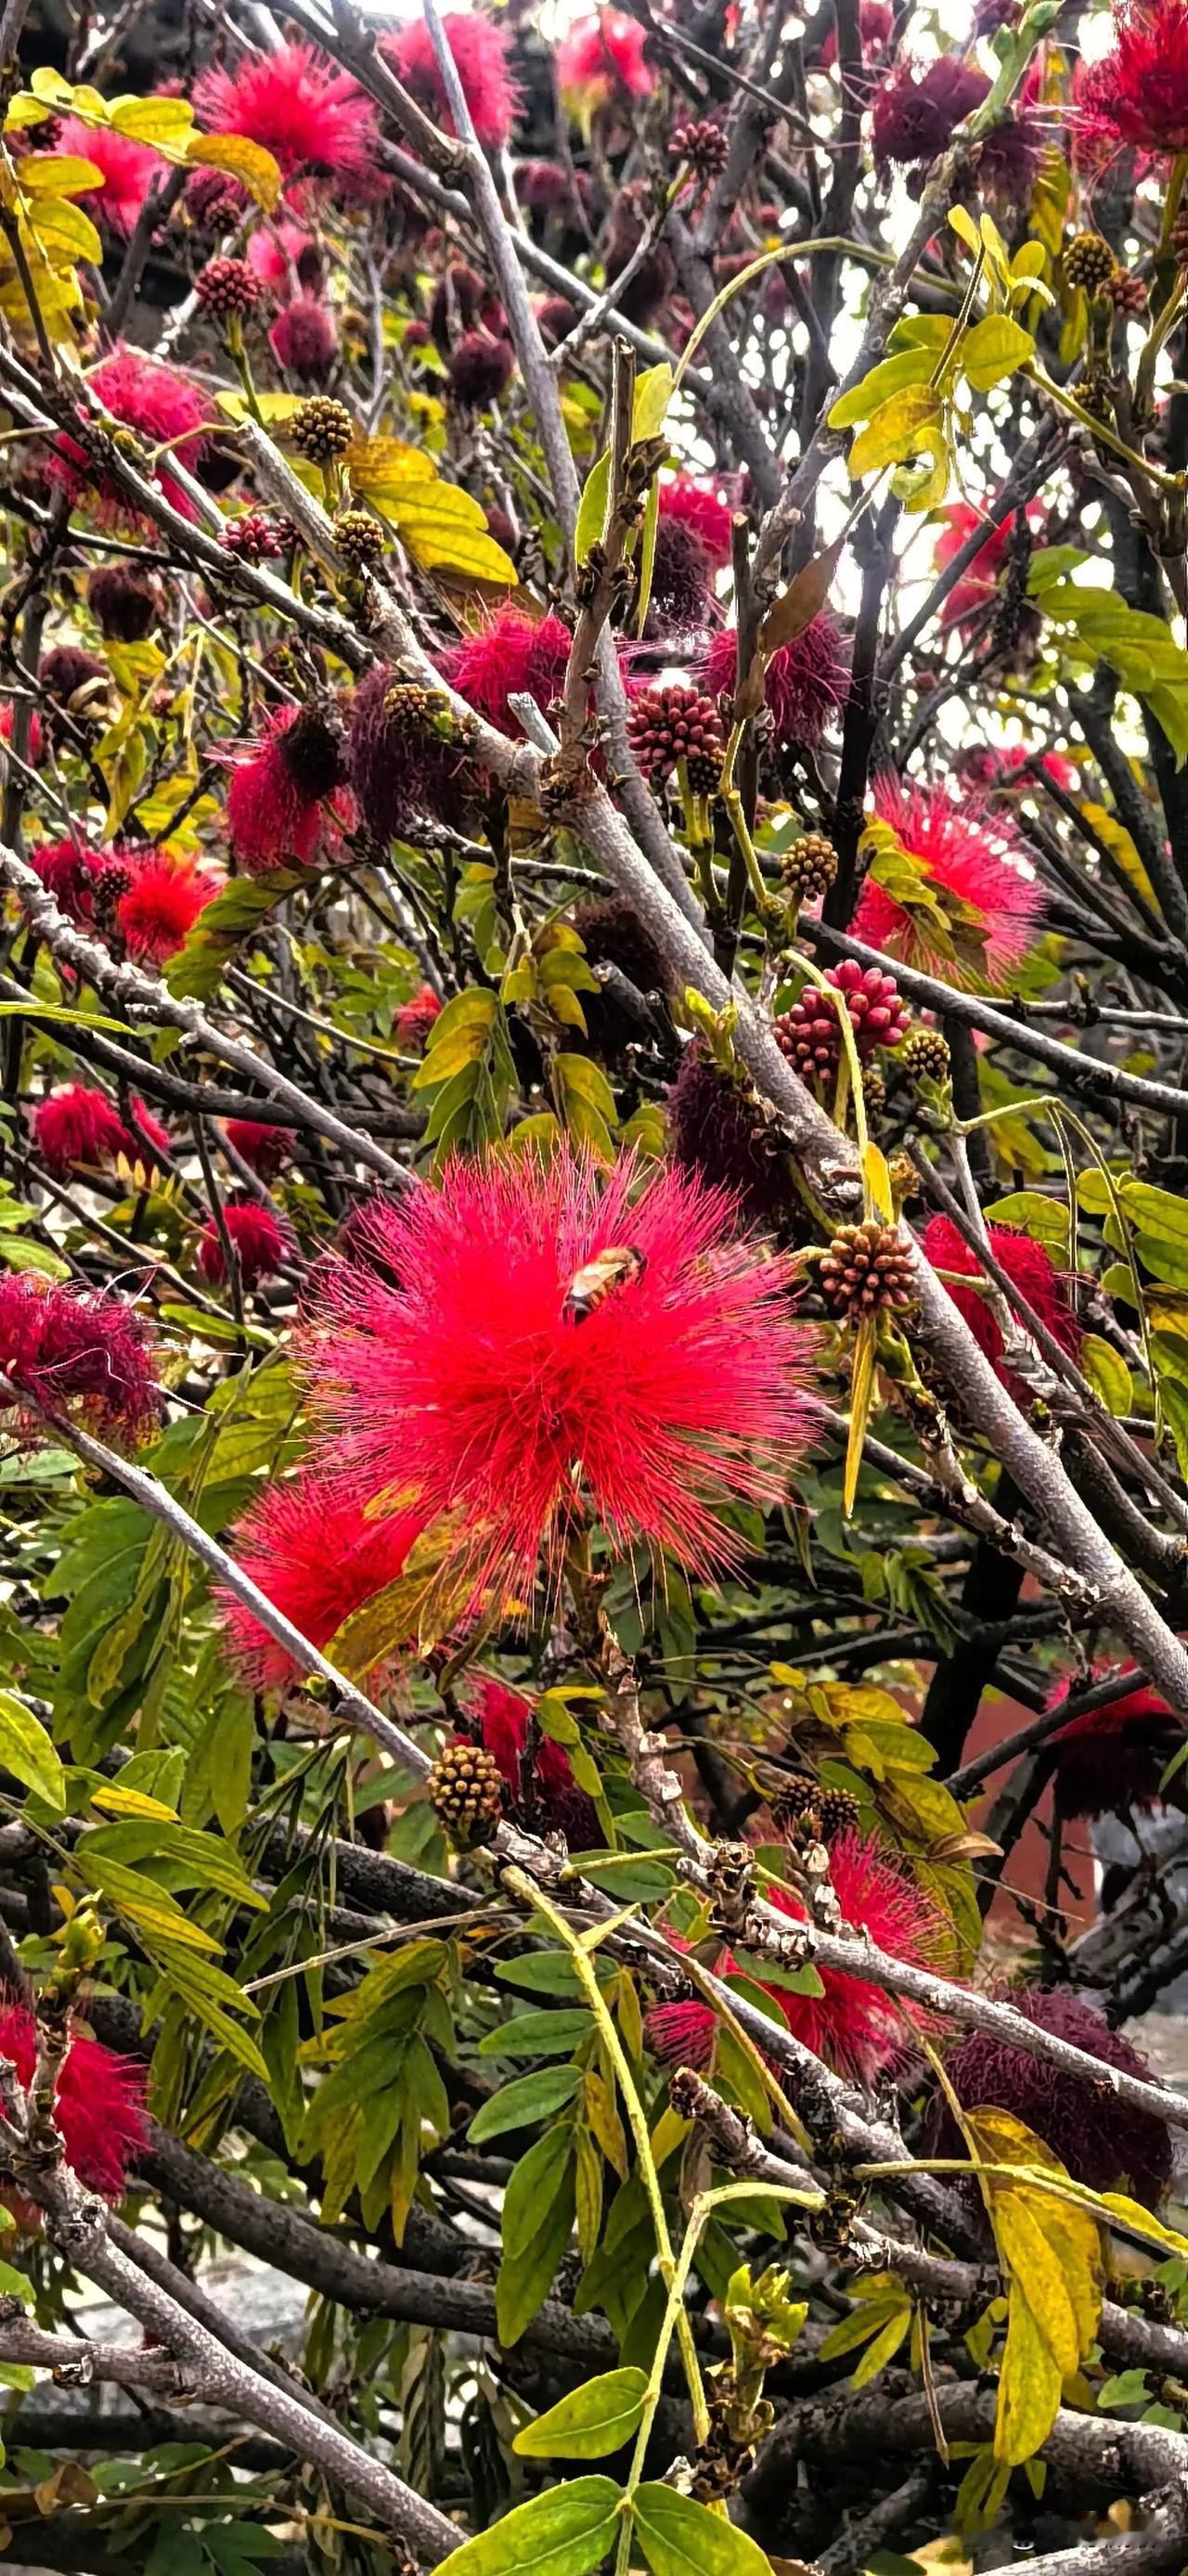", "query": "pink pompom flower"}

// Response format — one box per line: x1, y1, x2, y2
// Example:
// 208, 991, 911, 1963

219, 1467, 428, 1689
302, 1144, 819, 1603
226, 703, 346, 874
0, 1274, 158, 1442
46, 345, 216, 528
55, 117, 166, 238
383, 11, 520, 150
224, 1120, 291, 1179
0, 2003, 145, 2216
558, 11, 655, 124
32, 1086, 169, 1180
442, 604, 572, 737
921, 1214, 1082, 1403
872, 55, 1046, 194
117, 852, 221, 966
269, 298, 338, 382
194, 42, 381, 196
198, 1200, 291, 1289
1078, 0, 1188, 159
704, 613, 849, 748
853, 773, 1044, 985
